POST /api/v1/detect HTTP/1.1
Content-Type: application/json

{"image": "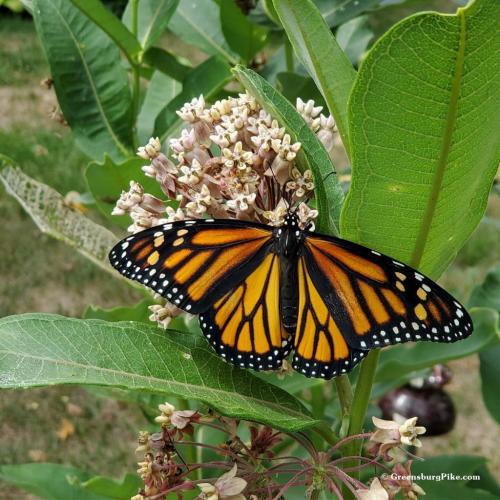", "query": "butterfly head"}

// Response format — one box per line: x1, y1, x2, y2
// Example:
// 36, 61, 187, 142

283, 211, 300, 227
277, 211, 303, 257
